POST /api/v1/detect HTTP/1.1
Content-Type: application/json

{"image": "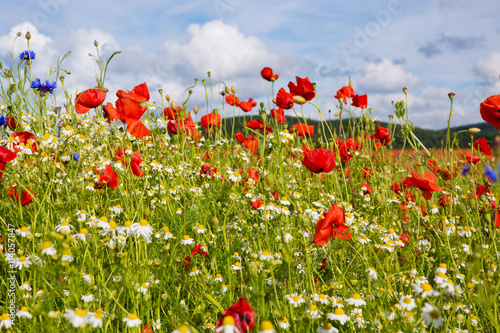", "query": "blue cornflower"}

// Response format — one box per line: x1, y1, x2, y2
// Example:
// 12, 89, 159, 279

19, 50, 36, 61
0, 116, 5, 127
72, 153, 79, 161
30, 78, 57, 95
461, 165, 470, 176
484, 165, 497, 183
